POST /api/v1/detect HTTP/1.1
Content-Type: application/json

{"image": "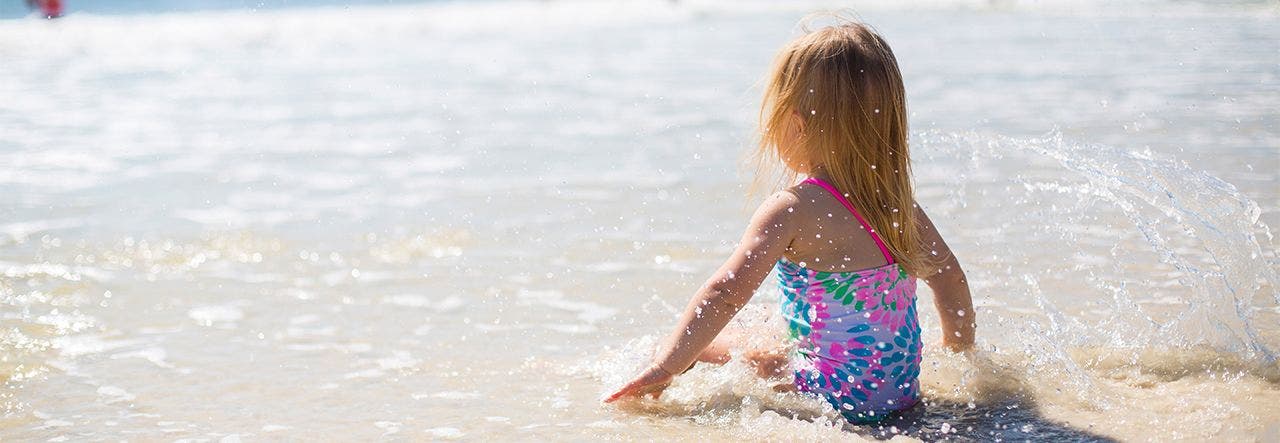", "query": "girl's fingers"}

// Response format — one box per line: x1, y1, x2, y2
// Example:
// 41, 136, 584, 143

602, 384, 637, 403
603, 379, 668, 403
601, 365, 675, 403
604, 379, 652, 402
